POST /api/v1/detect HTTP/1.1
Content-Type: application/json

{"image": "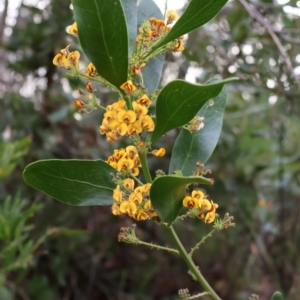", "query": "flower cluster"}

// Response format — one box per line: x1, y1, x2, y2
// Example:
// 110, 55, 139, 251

182, 190, 219, 223
52, 45, 80, 70
107, 146, 141, 176
111, 179, 157, 221
100, 91, 154, 142
135, 11, 184, 52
